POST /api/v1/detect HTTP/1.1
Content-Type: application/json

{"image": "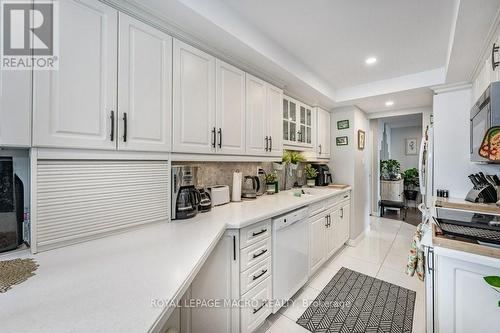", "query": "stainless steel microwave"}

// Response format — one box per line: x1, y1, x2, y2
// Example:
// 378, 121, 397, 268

470, 81, 500, 163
